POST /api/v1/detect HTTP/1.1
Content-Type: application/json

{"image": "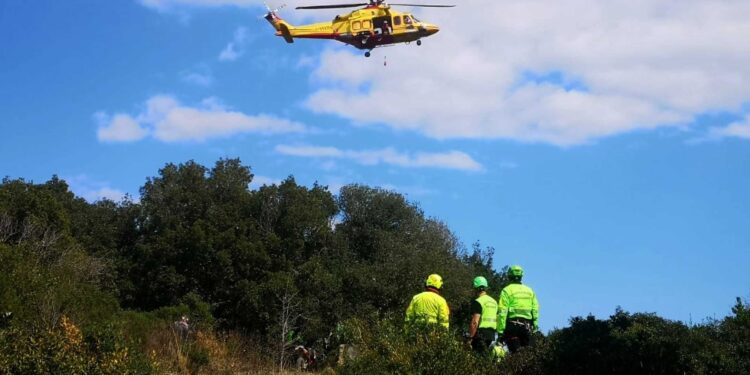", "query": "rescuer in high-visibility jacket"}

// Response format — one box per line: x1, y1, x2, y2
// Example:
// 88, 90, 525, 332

497, 265, 539, 353
405, 274, 450, 329
468, 276, 498, 355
